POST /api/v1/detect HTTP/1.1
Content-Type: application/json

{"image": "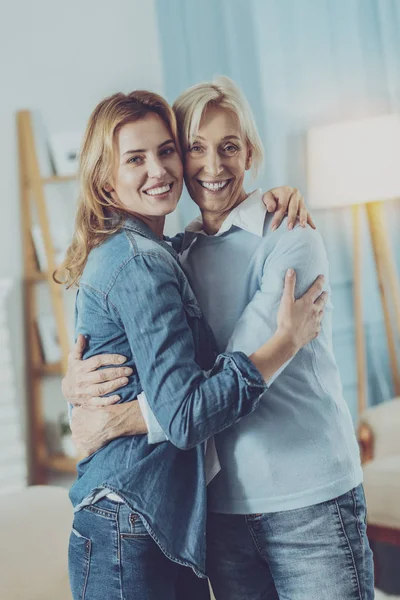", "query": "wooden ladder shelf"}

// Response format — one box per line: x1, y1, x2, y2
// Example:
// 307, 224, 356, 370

17, 110, 77, 482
